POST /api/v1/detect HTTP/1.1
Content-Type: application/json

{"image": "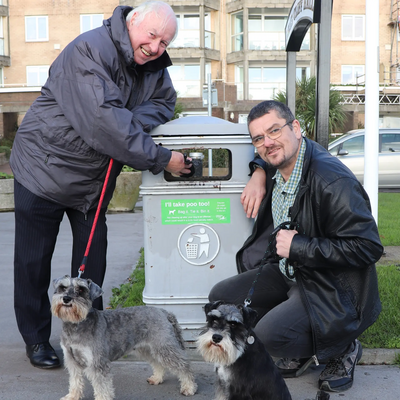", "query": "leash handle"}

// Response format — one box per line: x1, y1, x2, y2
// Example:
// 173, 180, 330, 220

78, 158, 114, 277
244, 220, 301, 307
